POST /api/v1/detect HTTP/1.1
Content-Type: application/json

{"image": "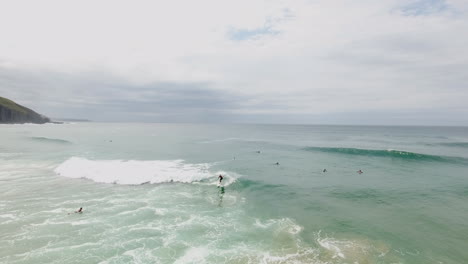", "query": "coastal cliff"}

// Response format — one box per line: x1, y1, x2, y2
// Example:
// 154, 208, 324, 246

0, 97, 50, 124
